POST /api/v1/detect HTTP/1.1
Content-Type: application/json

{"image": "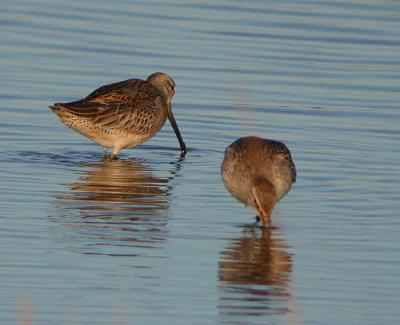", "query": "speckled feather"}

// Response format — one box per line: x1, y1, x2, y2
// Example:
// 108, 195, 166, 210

221, 136, 296, 227
52, 79, 166, 135
229, 137, 296, 184
49, 72, 187, 157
